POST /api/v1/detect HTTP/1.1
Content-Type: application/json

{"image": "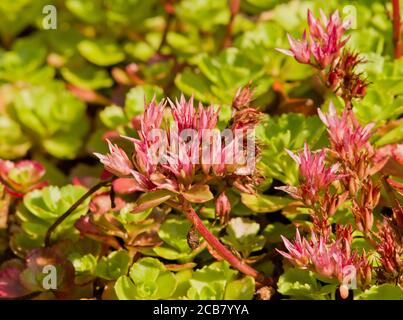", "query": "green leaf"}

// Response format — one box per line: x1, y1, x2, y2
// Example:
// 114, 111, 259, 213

0, 36, 53, 83
11, 83, 89, 159
256, 114, 327, 186
23, 185, 88, 222
157, 218, 192, 254
124, 41, 155, 62
0, 1, 48, 42
224, 276, 255, 300
153, 217, 203, 261
154, 272, 178, 299
356, 284, 403, 300
353, 84, 402, 124
69, 253, 97, 275
118, 205, 153, 224
175, 69, 215, 104
14, 185, 89, 252
241, 194, 292, 213
129, 257, 164, 284
115, 275, 137, 300
125, 85, 164, 119
100, 105, 128, 129
222, 217, 265, 257
115, 257, 178, 300
132, 190, 173, 214
278, 268, 320, 298
263, 223, 295, 243
78, 38, 125, 66
61, 64, 113, 90
182, 185, 213, 203
66, 0, 105, 24
172, 269, 193, 298
0, 116, 31, 159
375, 122, 403, 146
175, 0, 230, 32
187, 261, 237, 300
175, 48, 268, 105
95, 250, 131, 280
